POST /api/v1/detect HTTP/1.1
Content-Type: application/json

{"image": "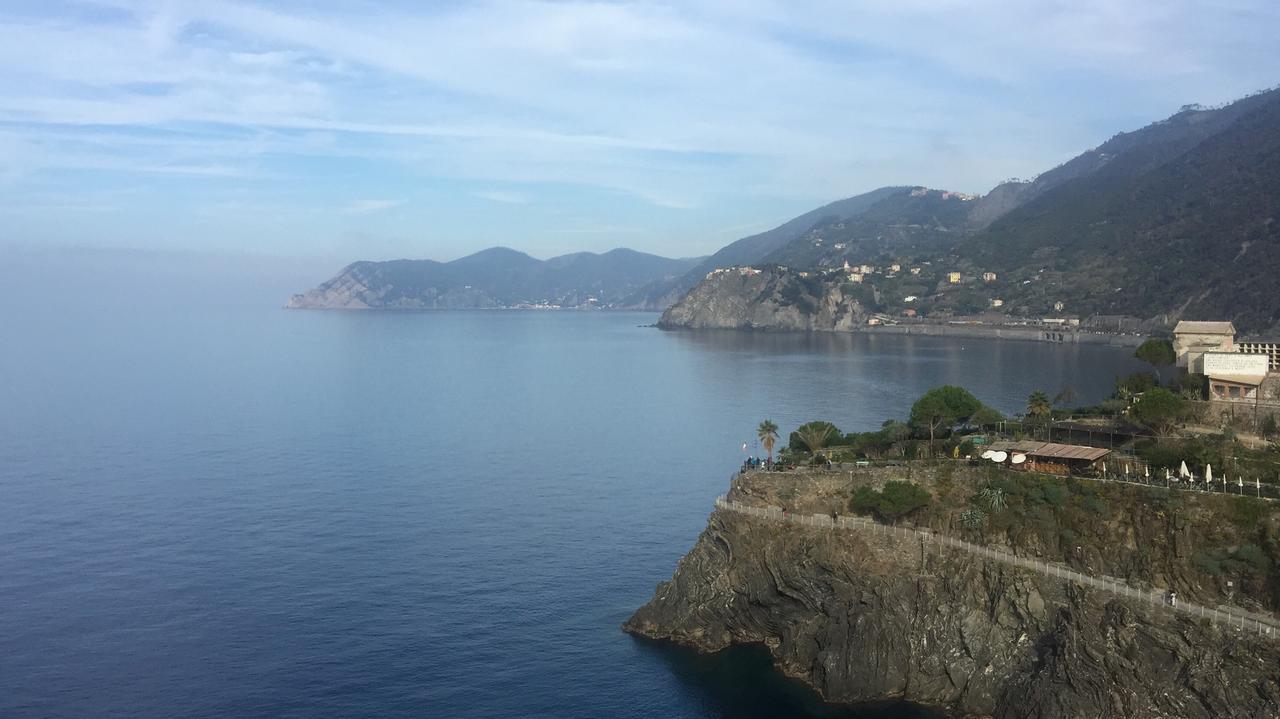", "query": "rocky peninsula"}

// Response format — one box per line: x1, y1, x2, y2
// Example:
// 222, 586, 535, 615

625, 465, 1280, 718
